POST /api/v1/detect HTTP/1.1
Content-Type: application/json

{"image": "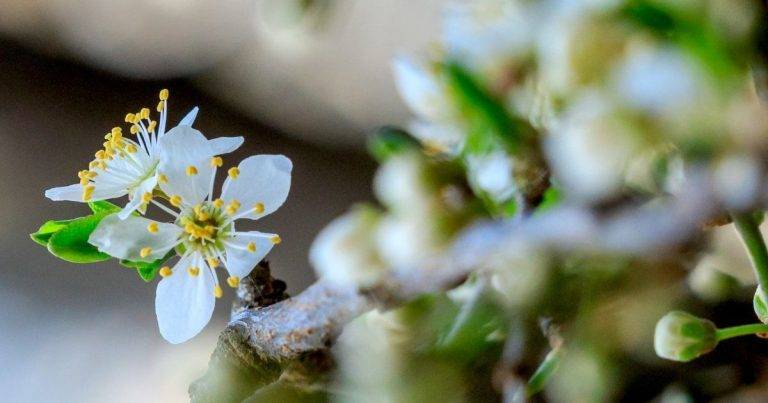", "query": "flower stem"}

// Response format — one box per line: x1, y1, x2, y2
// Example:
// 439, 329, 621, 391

715, 323, 768, 341
731, 212, 768, 289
